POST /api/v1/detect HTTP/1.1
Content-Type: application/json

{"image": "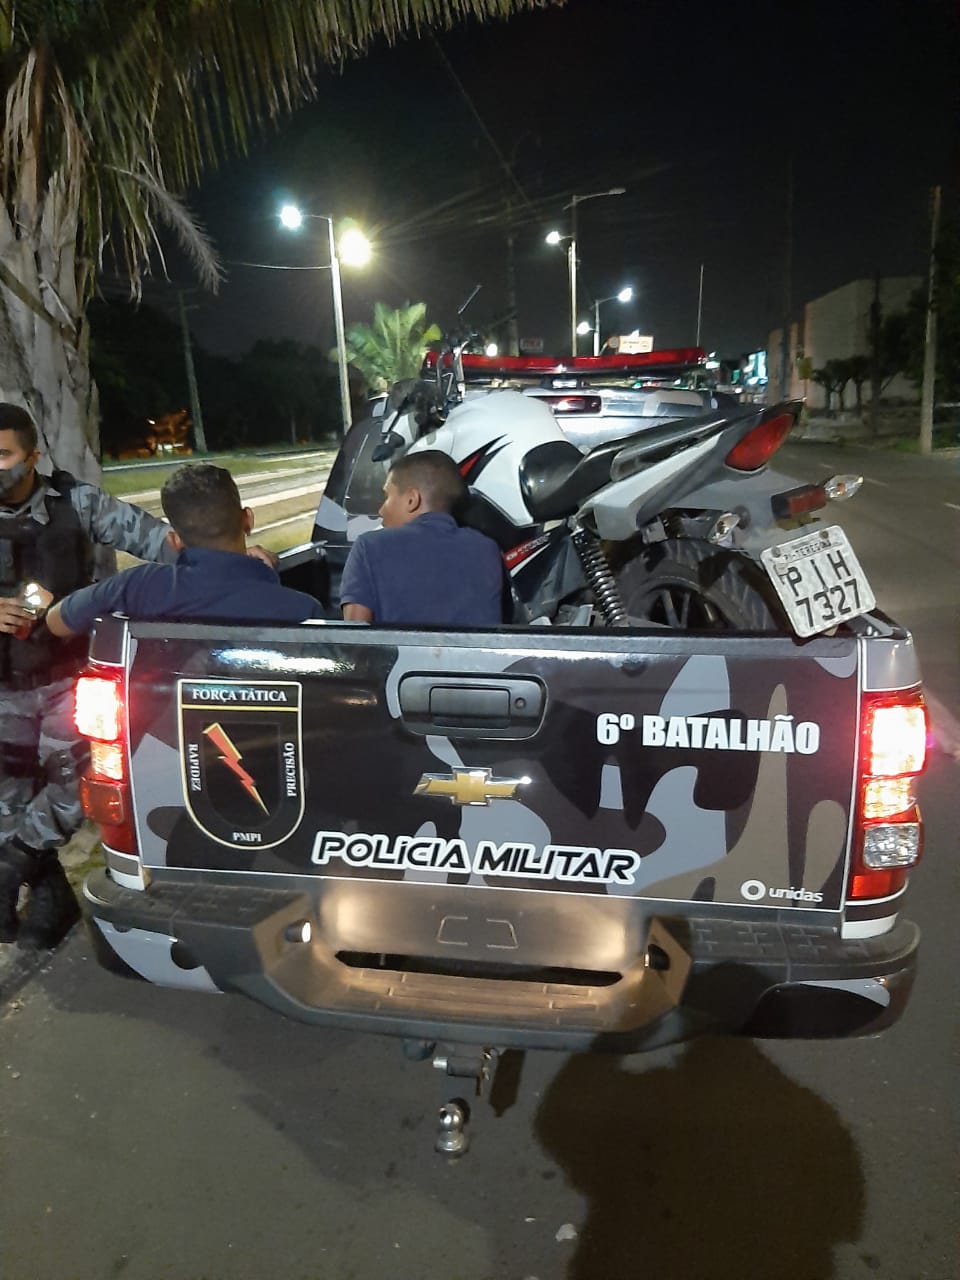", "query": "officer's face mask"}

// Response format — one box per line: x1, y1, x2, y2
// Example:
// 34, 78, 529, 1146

0, 459, 35, 499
